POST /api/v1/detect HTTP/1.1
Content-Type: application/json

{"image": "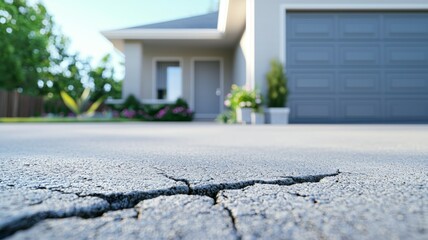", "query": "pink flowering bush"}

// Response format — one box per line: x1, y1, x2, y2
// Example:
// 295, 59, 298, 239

150, 102, 193, 121
114, 95, 193, 121
120, 109, 136, 119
